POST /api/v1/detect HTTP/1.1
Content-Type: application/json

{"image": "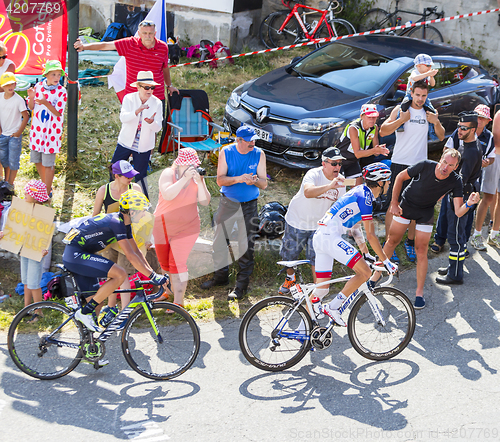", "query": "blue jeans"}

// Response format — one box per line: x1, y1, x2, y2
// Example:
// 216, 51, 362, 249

280, 223, 316, 265
0, 134, 22, 170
